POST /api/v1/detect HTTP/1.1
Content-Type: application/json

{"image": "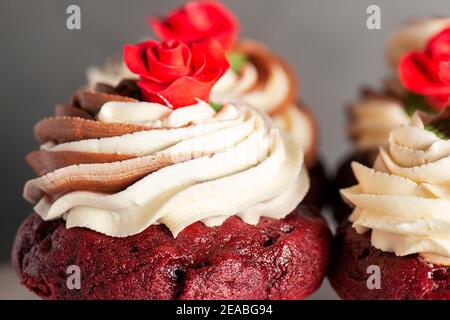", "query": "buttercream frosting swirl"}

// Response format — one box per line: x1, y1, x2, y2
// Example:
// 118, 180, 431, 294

212, 59, 291, 115
212, 40, 316, 161
24, 99, 309, 238
341, 114, 450, 266
348, 96, 410, 151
